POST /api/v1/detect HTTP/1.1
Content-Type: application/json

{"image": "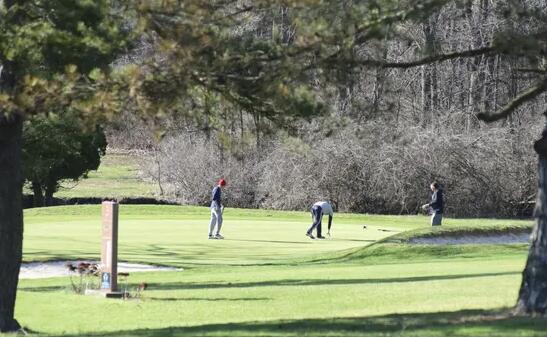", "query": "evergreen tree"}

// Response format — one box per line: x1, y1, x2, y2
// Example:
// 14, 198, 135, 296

22, 114, 107, 207
0, 0, 129, 330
